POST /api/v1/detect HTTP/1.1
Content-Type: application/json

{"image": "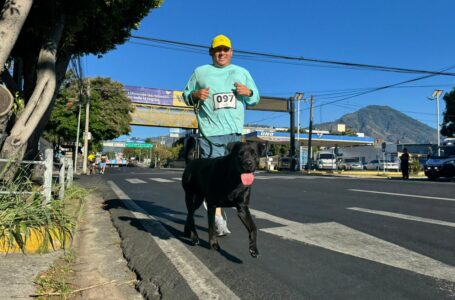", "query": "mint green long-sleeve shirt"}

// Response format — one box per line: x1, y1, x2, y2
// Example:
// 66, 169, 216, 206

183, 64, 260, 137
